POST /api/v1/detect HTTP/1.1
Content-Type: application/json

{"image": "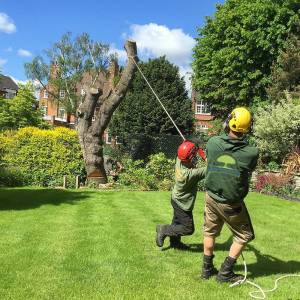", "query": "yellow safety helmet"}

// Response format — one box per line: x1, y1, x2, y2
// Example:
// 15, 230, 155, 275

228, 107, 252, 133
